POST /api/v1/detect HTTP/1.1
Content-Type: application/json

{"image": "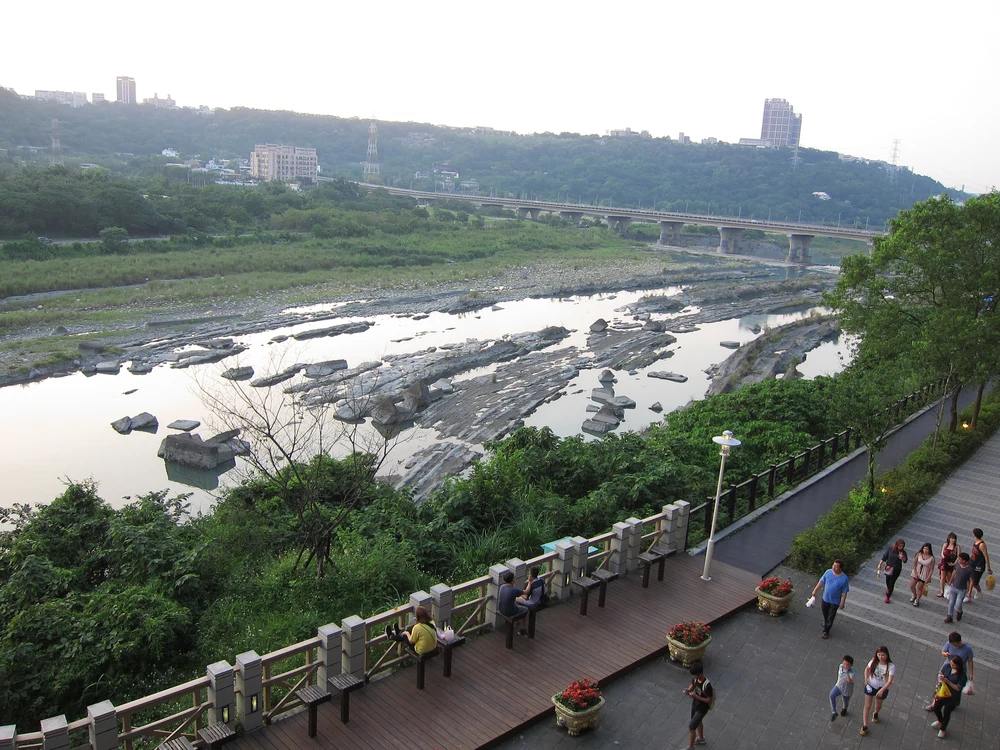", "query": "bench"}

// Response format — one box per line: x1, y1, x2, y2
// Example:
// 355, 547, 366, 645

497, 609, 528, 649
639, 546, 675, 588
156, 739, 196, 750
196, 723, 236, 750
525, 601, 548, 638
328, 673, 365, 724
440, 635, 467, 676
572, 576, 601, 616
404, 644, 440, 689
295, 684, 332, 738
591, 568, 619, 607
